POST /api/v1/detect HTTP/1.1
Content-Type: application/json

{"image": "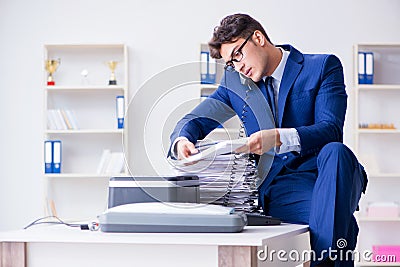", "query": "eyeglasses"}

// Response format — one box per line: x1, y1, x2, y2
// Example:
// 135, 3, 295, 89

224, 32, 254, 72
